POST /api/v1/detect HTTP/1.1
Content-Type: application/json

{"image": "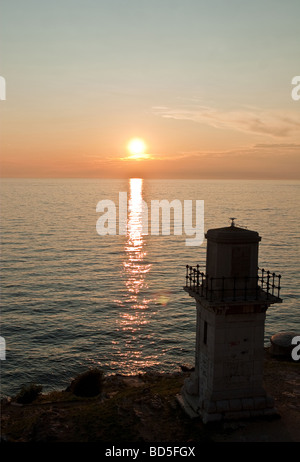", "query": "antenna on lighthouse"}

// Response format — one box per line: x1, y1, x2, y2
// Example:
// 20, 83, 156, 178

229, 217, 236, 227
